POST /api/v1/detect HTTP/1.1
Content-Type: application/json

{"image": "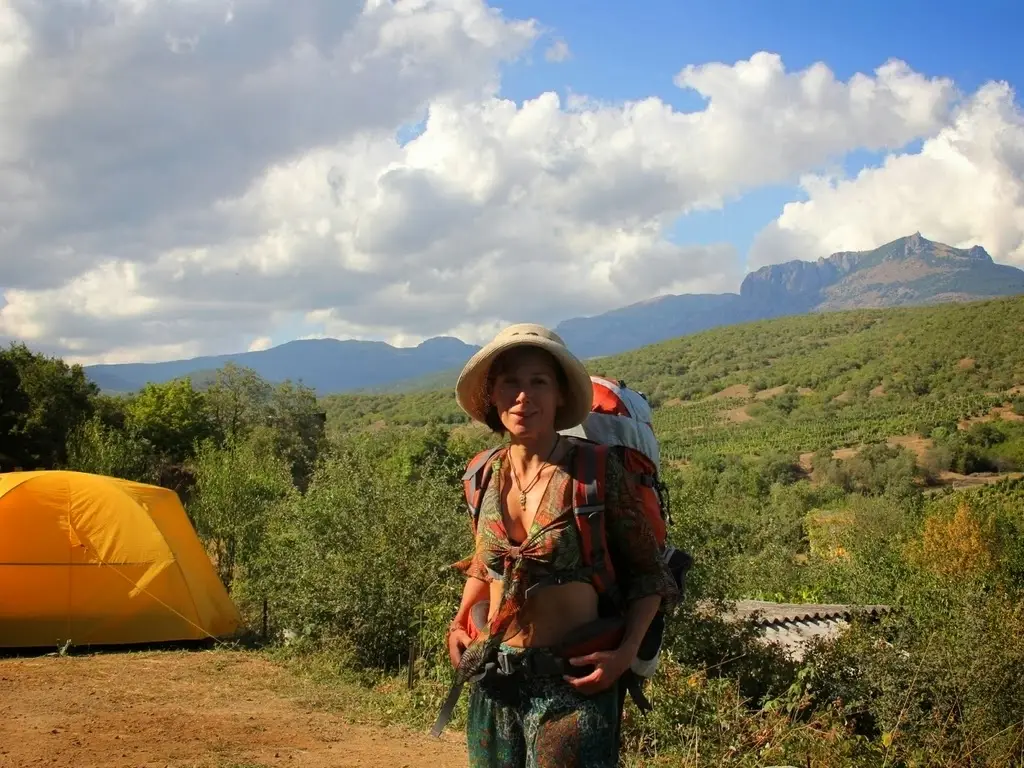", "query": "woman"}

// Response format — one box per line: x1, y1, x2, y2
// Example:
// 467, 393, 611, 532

443, 323, 679, 767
